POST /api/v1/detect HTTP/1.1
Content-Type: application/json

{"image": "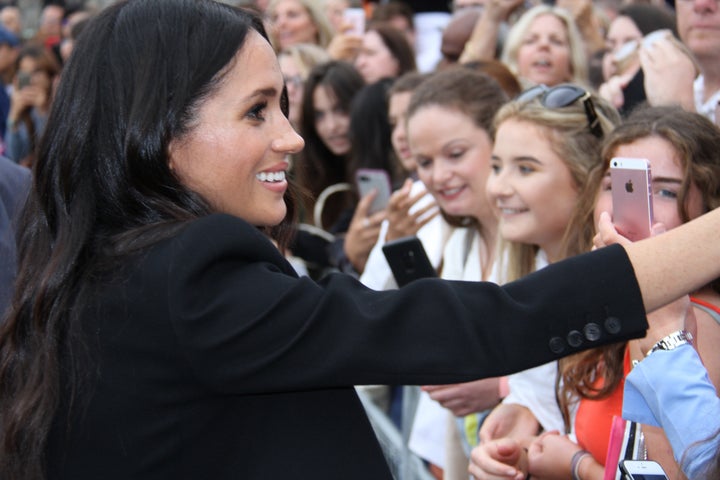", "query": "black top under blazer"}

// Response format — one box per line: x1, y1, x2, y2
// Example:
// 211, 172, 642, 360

47, 214, 648, 479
